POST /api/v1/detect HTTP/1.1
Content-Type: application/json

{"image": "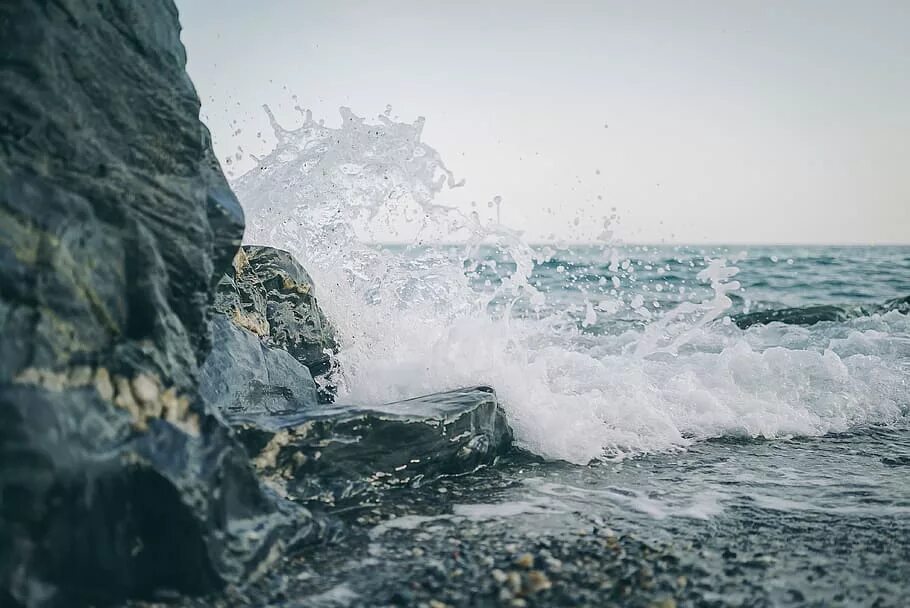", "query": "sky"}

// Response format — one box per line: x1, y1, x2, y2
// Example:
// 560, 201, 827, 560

178, 0, 909, 244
